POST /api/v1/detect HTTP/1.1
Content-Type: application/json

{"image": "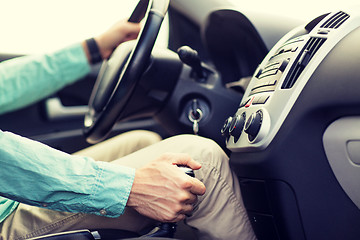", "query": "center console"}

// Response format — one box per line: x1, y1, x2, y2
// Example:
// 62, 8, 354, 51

224, 7, 360, 240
